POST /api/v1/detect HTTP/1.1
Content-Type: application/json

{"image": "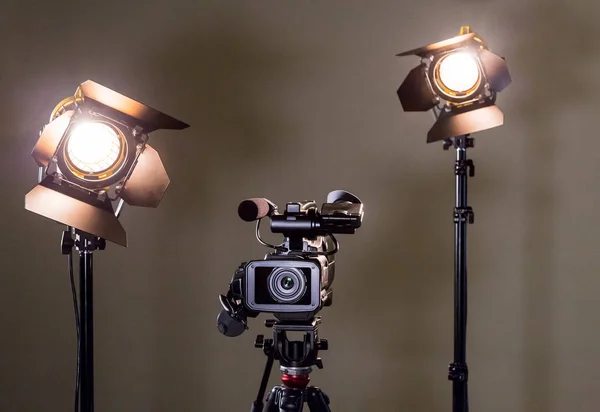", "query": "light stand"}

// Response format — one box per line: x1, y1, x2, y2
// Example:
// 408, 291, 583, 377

61, 229, 106, 412
443, 135, 475, 412
24, 80, 189, 412
396, 26, 511, 412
